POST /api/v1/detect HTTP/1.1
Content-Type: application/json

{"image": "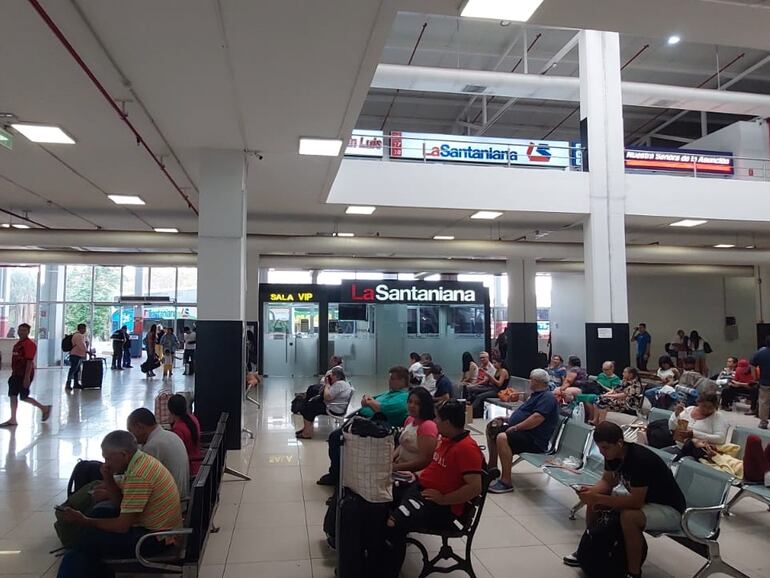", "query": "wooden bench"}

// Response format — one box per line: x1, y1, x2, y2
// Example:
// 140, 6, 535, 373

103, 412, 229, 577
